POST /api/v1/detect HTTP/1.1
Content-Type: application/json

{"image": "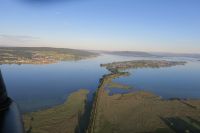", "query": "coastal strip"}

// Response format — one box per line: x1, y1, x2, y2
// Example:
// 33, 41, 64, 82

23, 89, 89, 133
87, 72, 128, 133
